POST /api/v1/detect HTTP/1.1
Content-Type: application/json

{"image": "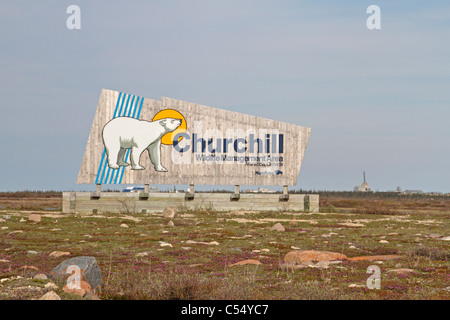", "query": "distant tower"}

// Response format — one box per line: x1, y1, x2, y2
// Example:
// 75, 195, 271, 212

356, 171, 371, 192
